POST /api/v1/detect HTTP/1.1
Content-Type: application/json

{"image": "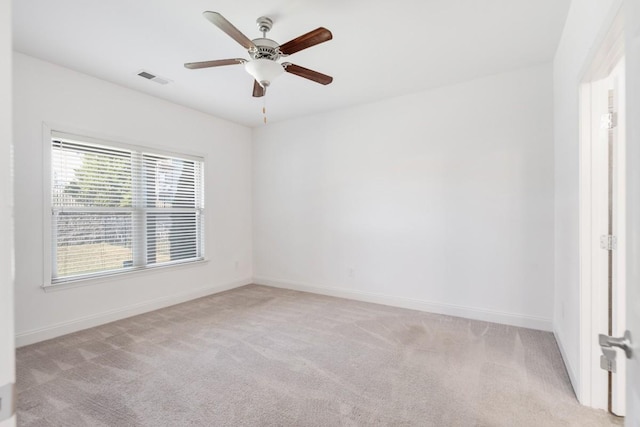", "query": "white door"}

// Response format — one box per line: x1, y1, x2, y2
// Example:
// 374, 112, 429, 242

599, 60, 626, 417
581, 16, 626, 411
0, 0, 15, 426
624, 0, 640, 425
585, 58, 627, 416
